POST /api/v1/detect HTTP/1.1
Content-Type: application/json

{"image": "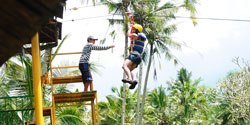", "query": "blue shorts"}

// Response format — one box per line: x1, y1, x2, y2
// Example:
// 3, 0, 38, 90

126, 51, 142, 67
79, 63, 92, 83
